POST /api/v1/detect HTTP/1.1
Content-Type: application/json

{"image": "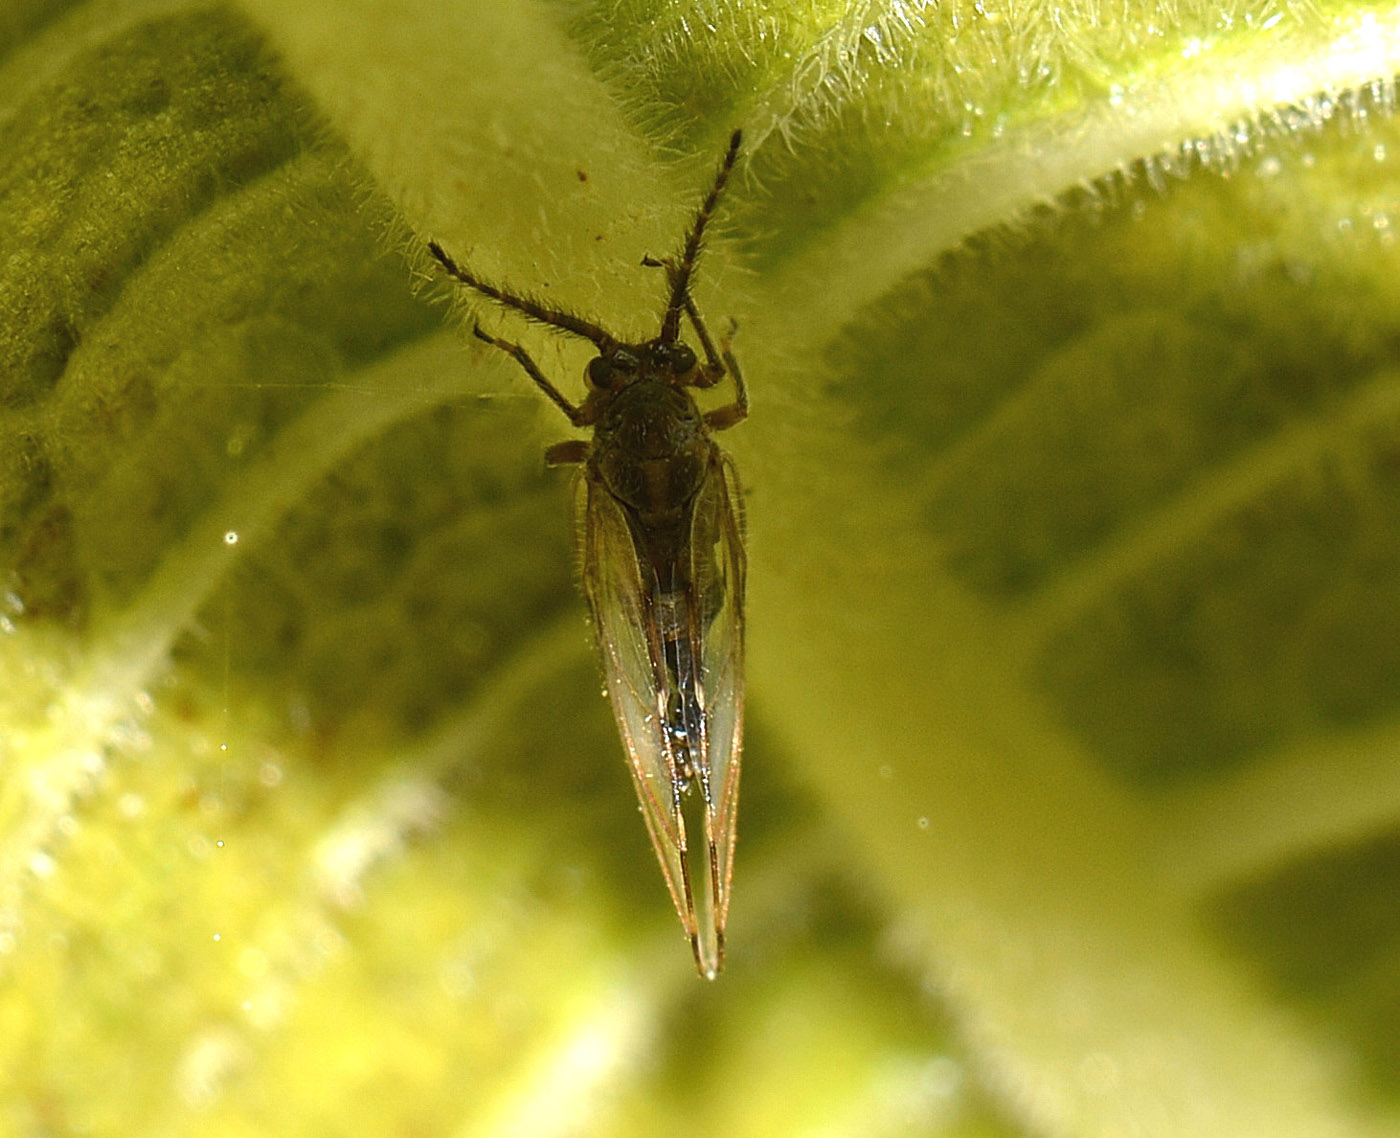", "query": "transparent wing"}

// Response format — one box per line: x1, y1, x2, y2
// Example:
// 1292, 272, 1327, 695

579, 474, 691, 951
579, 450, 745, 978
688, 453, 746, 972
